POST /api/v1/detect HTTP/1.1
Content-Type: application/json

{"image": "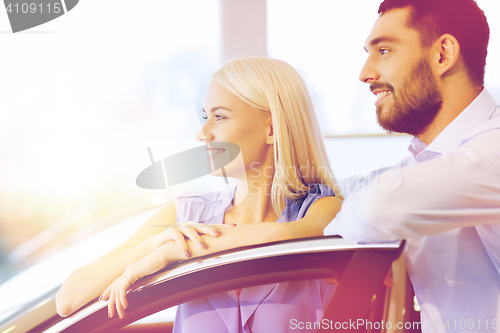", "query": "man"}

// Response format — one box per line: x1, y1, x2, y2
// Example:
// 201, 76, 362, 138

324, 0, 500, 331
